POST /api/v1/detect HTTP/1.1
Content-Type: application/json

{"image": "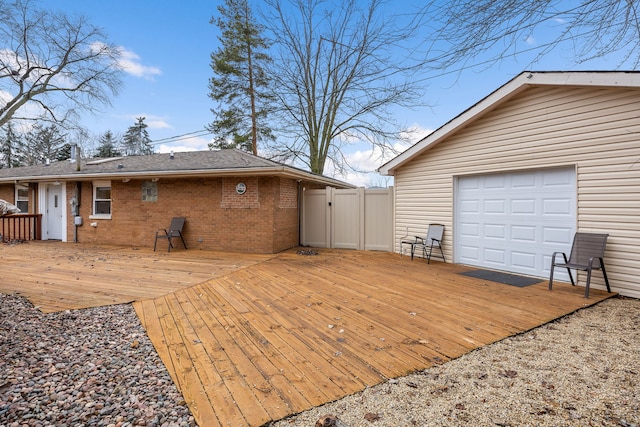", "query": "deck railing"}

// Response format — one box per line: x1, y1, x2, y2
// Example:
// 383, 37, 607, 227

0, 214, 42, 242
